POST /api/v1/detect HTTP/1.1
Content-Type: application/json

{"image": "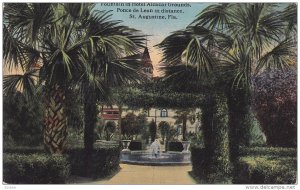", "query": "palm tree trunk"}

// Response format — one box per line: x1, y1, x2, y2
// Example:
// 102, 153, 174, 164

83, 86, 97, 153
83, 85, 97, 177
117, 105, 123, 140
43, 84, 67, 154
182, 117, 187, 141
